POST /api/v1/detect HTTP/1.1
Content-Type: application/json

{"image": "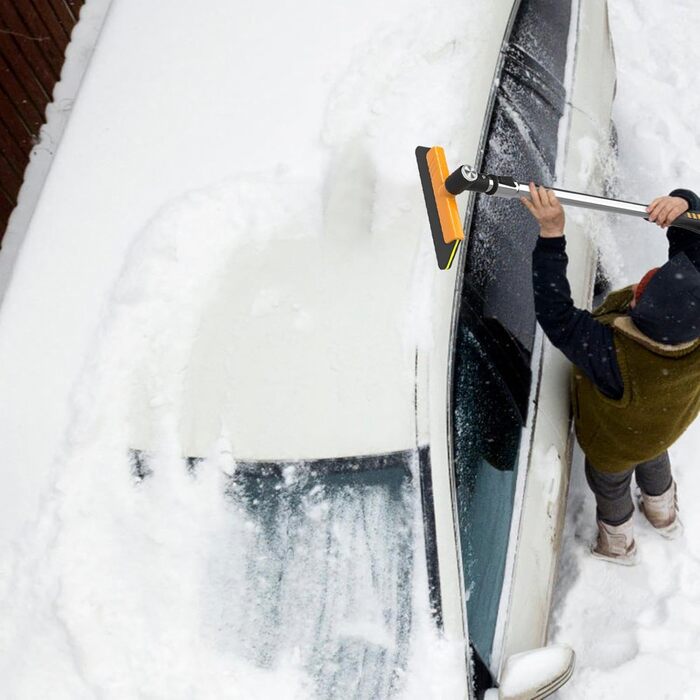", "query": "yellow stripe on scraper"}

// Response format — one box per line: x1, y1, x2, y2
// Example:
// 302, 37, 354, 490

426, 147, 464, 244
445, 240, 460, 269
